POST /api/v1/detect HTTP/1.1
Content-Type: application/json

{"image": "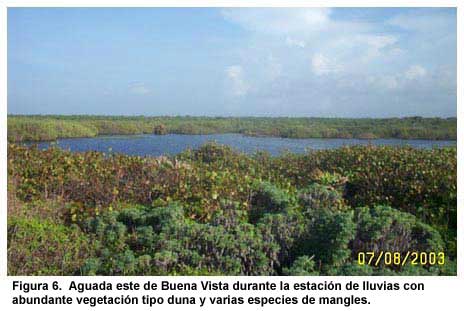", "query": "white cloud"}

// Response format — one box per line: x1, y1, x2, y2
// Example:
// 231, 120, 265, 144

364, 35, 398, 61
219, 8, 455, 116
222, 8, 331, 35
365, 65, 427, 91
225, 65, 249, 96
405, 65, 427, 80
363, 35, 397, 49
286, 37, 306, 48
311, 53, 342, 76
223, 8, 402, 78
331, 34, 399, 63
129, 83, 151, 95
388, 48, 405, 57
